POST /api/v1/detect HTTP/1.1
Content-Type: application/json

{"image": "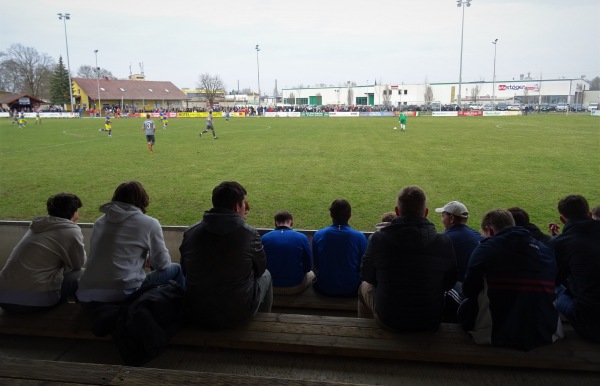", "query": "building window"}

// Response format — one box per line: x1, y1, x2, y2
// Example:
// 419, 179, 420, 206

404, 90, 408, 95
119, 88, 125, 92
148, 89, 153, 92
